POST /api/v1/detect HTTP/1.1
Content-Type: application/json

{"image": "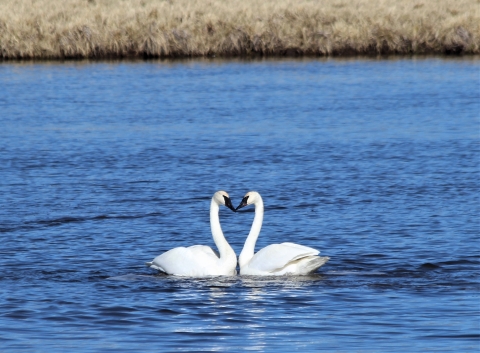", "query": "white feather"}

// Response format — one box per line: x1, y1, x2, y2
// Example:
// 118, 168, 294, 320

146, 191, 237, 277
237, 192, 329, 276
